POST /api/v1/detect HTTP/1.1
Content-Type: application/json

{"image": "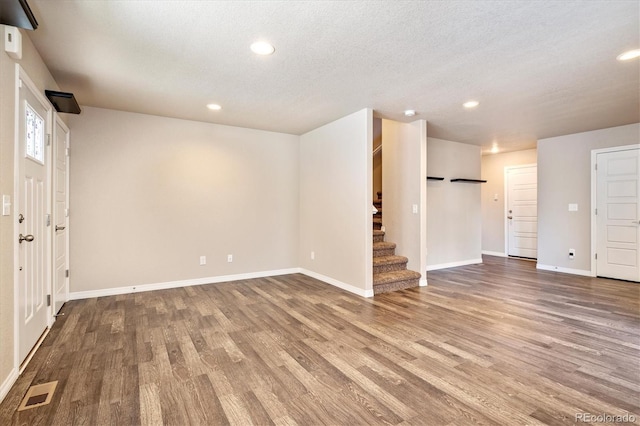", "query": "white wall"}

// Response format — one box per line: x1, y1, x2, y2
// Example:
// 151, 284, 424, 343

382, 119, 427, 279
537, 123, 640, 273
427, 137, 482, 269
481, 149, 537, 255
68, 107, 300, 295
0, 27, 62, 401
298, 109, 373, 296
